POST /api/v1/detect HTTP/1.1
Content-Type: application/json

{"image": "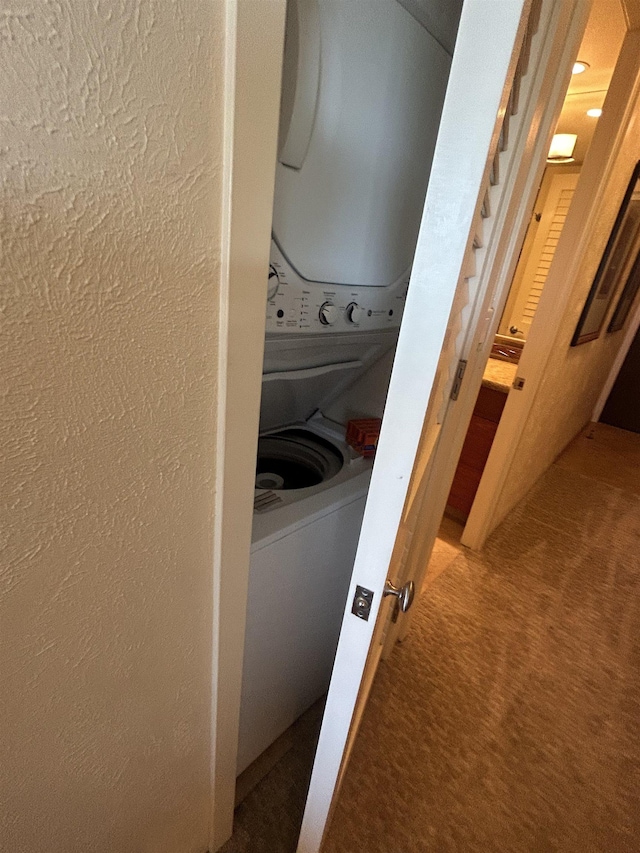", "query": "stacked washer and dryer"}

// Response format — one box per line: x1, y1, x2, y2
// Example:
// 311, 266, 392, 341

237, 0, 461, 775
